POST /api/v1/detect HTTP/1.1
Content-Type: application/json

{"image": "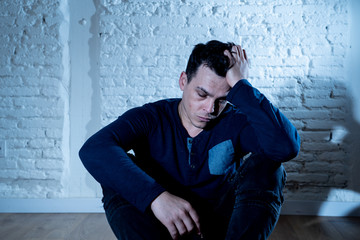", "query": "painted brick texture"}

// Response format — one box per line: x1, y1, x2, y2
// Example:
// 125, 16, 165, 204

0, 0, 357, 203
97, 0, 353, 201
0, 0, 68, 198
